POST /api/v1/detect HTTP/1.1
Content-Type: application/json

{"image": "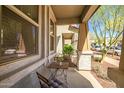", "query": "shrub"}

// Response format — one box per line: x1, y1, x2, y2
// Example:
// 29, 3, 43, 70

93, 54, 102, 62
63, 44, 74, 56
